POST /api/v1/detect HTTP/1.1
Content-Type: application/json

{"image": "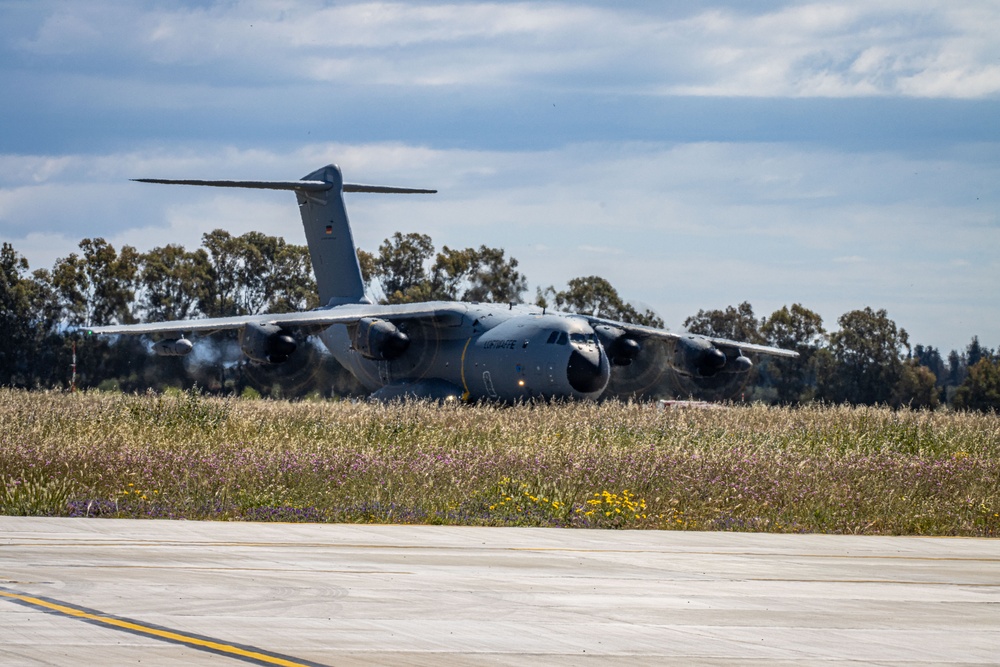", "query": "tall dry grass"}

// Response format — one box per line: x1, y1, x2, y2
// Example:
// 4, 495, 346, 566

1, 388, 998, 535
